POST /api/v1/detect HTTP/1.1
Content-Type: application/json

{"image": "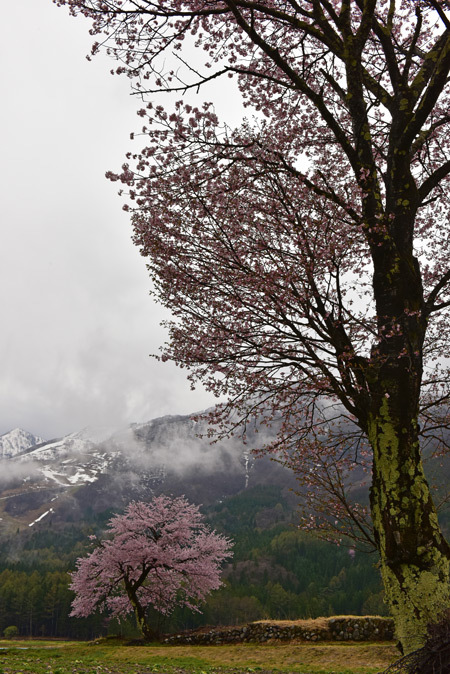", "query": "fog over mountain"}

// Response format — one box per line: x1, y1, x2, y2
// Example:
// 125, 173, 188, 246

0, 412, 294, 536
